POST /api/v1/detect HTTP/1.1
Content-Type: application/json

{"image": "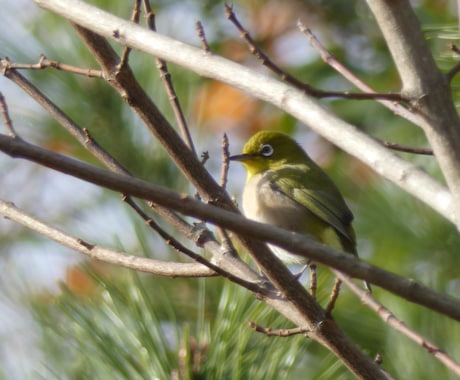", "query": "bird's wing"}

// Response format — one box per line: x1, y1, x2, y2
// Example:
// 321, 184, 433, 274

272, 165, 354, 242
